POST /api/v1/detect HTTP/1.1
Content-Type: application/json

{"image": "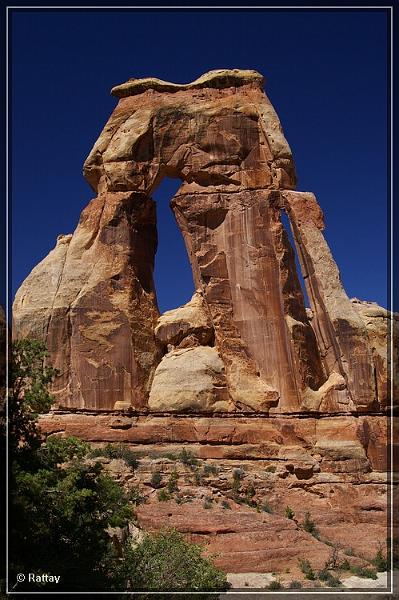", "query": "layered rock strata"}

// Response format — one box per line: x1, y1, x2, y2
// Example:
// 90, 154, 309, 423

13, 69, 391, 413
39, 410, 392, 575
